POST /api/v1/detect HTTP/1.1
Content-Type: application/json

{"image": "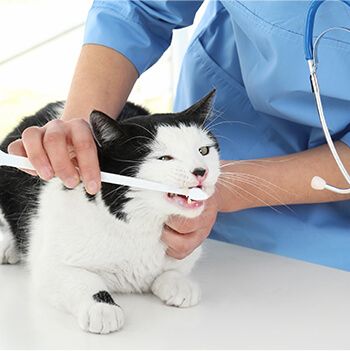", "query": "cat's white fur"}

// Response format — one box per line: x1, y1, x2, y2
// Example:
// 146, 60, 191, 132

0, 209, 19, 264
1, 124, 220, 334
